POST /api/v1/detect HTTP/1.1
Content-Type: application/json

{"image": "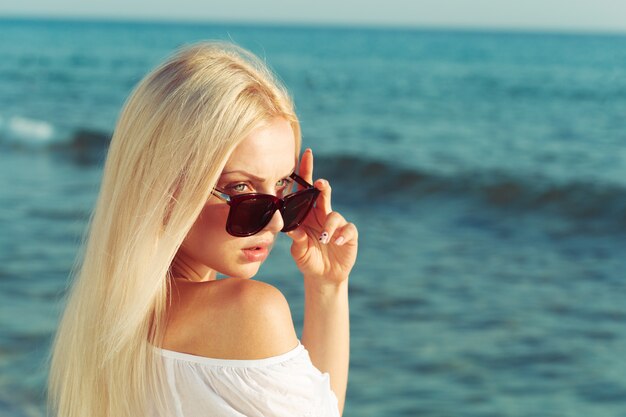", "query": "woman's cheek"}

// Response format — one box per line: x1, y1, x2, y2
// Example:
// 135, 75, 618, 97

186, 204, 231, 253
